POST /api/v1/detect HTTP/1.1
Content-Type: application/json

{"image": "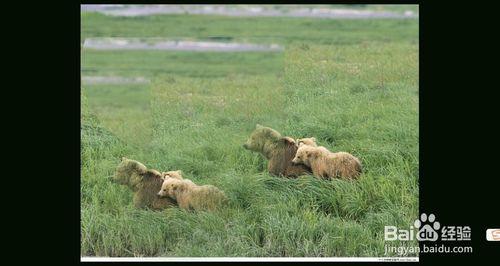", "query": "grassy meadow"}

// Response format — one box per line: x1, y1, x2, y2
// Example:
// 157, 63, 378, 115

81, 8, 418, 257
